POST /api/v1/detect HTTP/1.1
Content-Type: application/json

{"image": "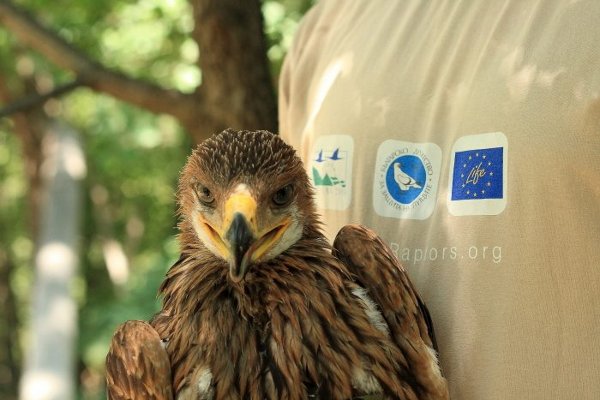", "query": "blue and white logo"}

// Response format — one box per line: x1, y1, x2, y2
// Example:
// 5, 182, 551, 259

385, 155, 426, 204
447, 132, 508, 216
374, 140, 442, 220
451, 147, 503, 200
